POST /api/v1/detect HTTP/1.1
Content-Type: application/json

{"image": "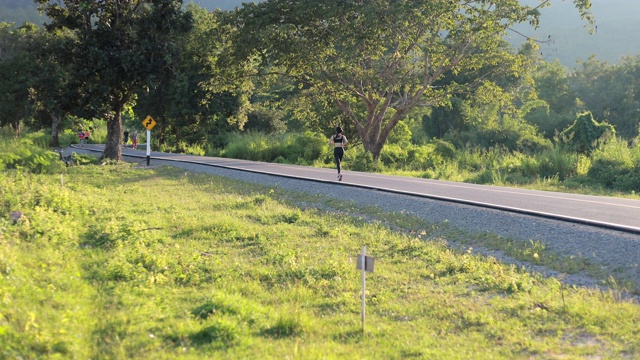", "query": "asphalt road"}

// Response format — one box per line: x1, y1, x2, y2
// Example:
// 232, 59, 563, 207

73, 144, 640, 234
